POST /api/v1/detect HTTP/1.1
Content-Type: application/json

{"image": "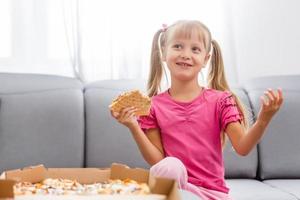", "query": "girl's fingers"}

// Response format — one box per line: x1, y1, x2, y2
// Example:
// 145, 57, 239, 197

267, 88, 276, 100
129, 112, 136, 119
261, 88, 284, 111
267, 88, 284, 107
264, 90, 275, 105
261, 96, 268, 107
119, 107, 131, 116
124, 108, 135, 118
277, 88, 284, 106
120, 107, 138, 119
110, 109, 119, 118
